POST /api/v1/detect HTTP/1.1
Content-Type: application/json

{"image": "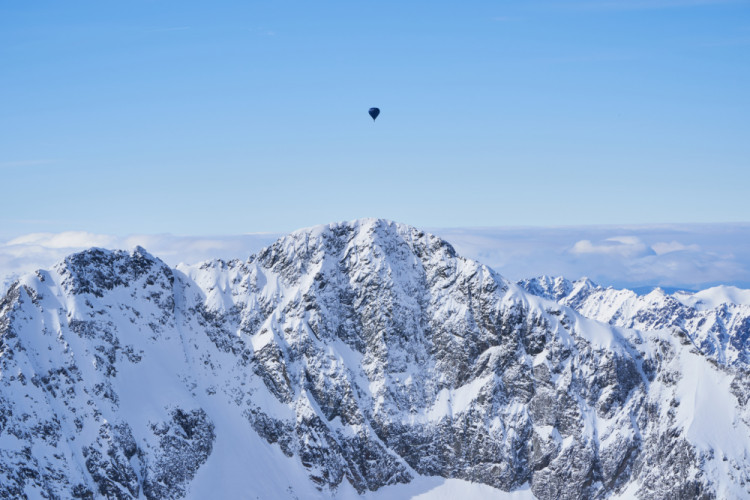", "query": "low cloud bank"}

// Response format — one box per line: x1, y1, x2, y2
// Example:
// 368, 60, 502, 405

433, 223, 750, 291
2, 223, 749, 293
